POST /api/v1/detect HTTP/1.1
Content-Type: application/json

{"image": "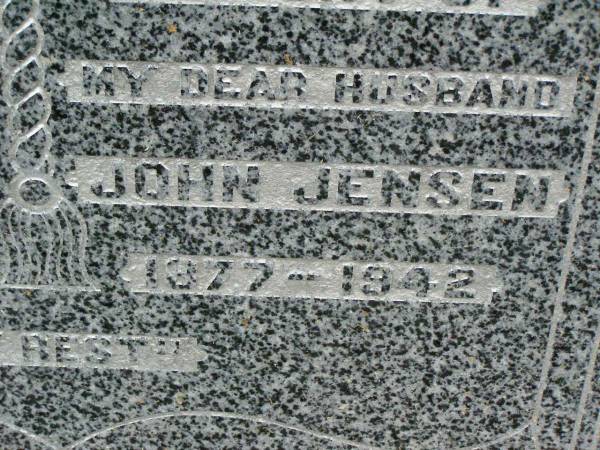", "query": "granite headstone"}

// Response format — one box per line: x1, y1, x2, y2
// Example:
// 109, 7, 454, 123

0, 0, 599, 448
